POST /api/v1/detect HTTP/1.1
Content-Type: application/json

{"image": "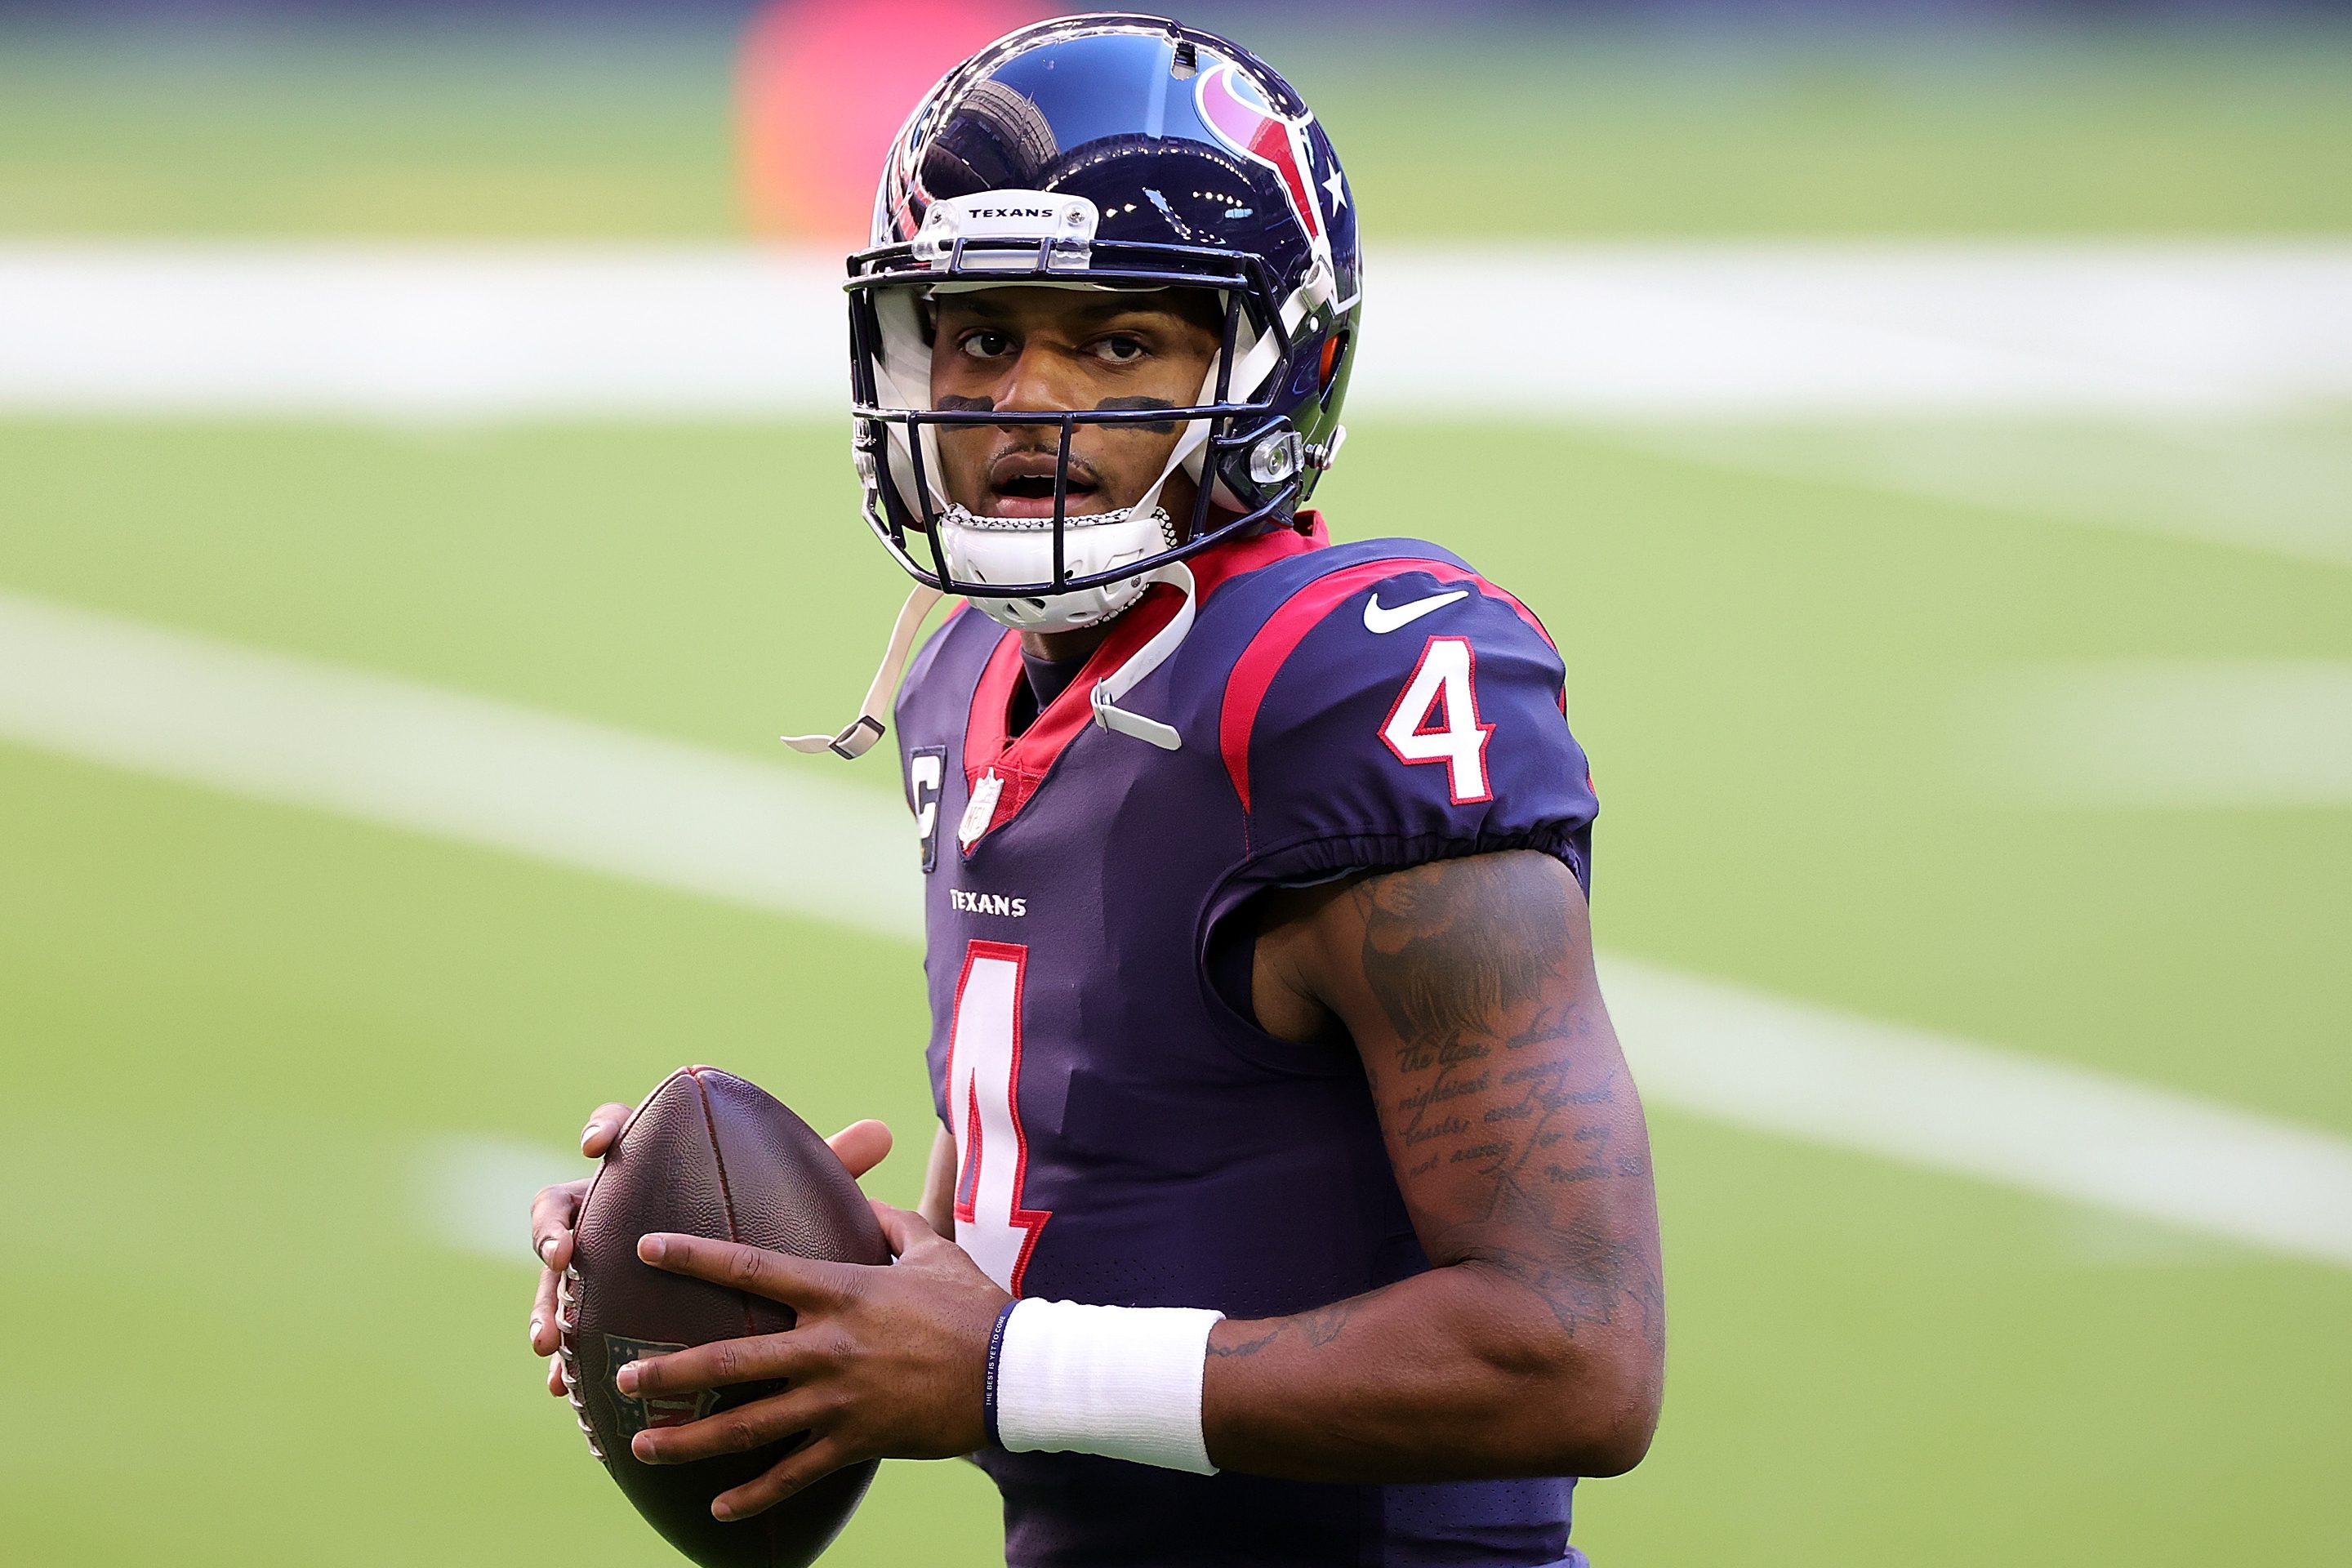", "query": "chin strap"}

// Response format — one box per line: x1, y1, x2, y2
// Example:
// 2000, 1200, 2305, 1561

782, 585, 946, 760
1089, 562, 1196, 752
785, 566, 1195, 762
